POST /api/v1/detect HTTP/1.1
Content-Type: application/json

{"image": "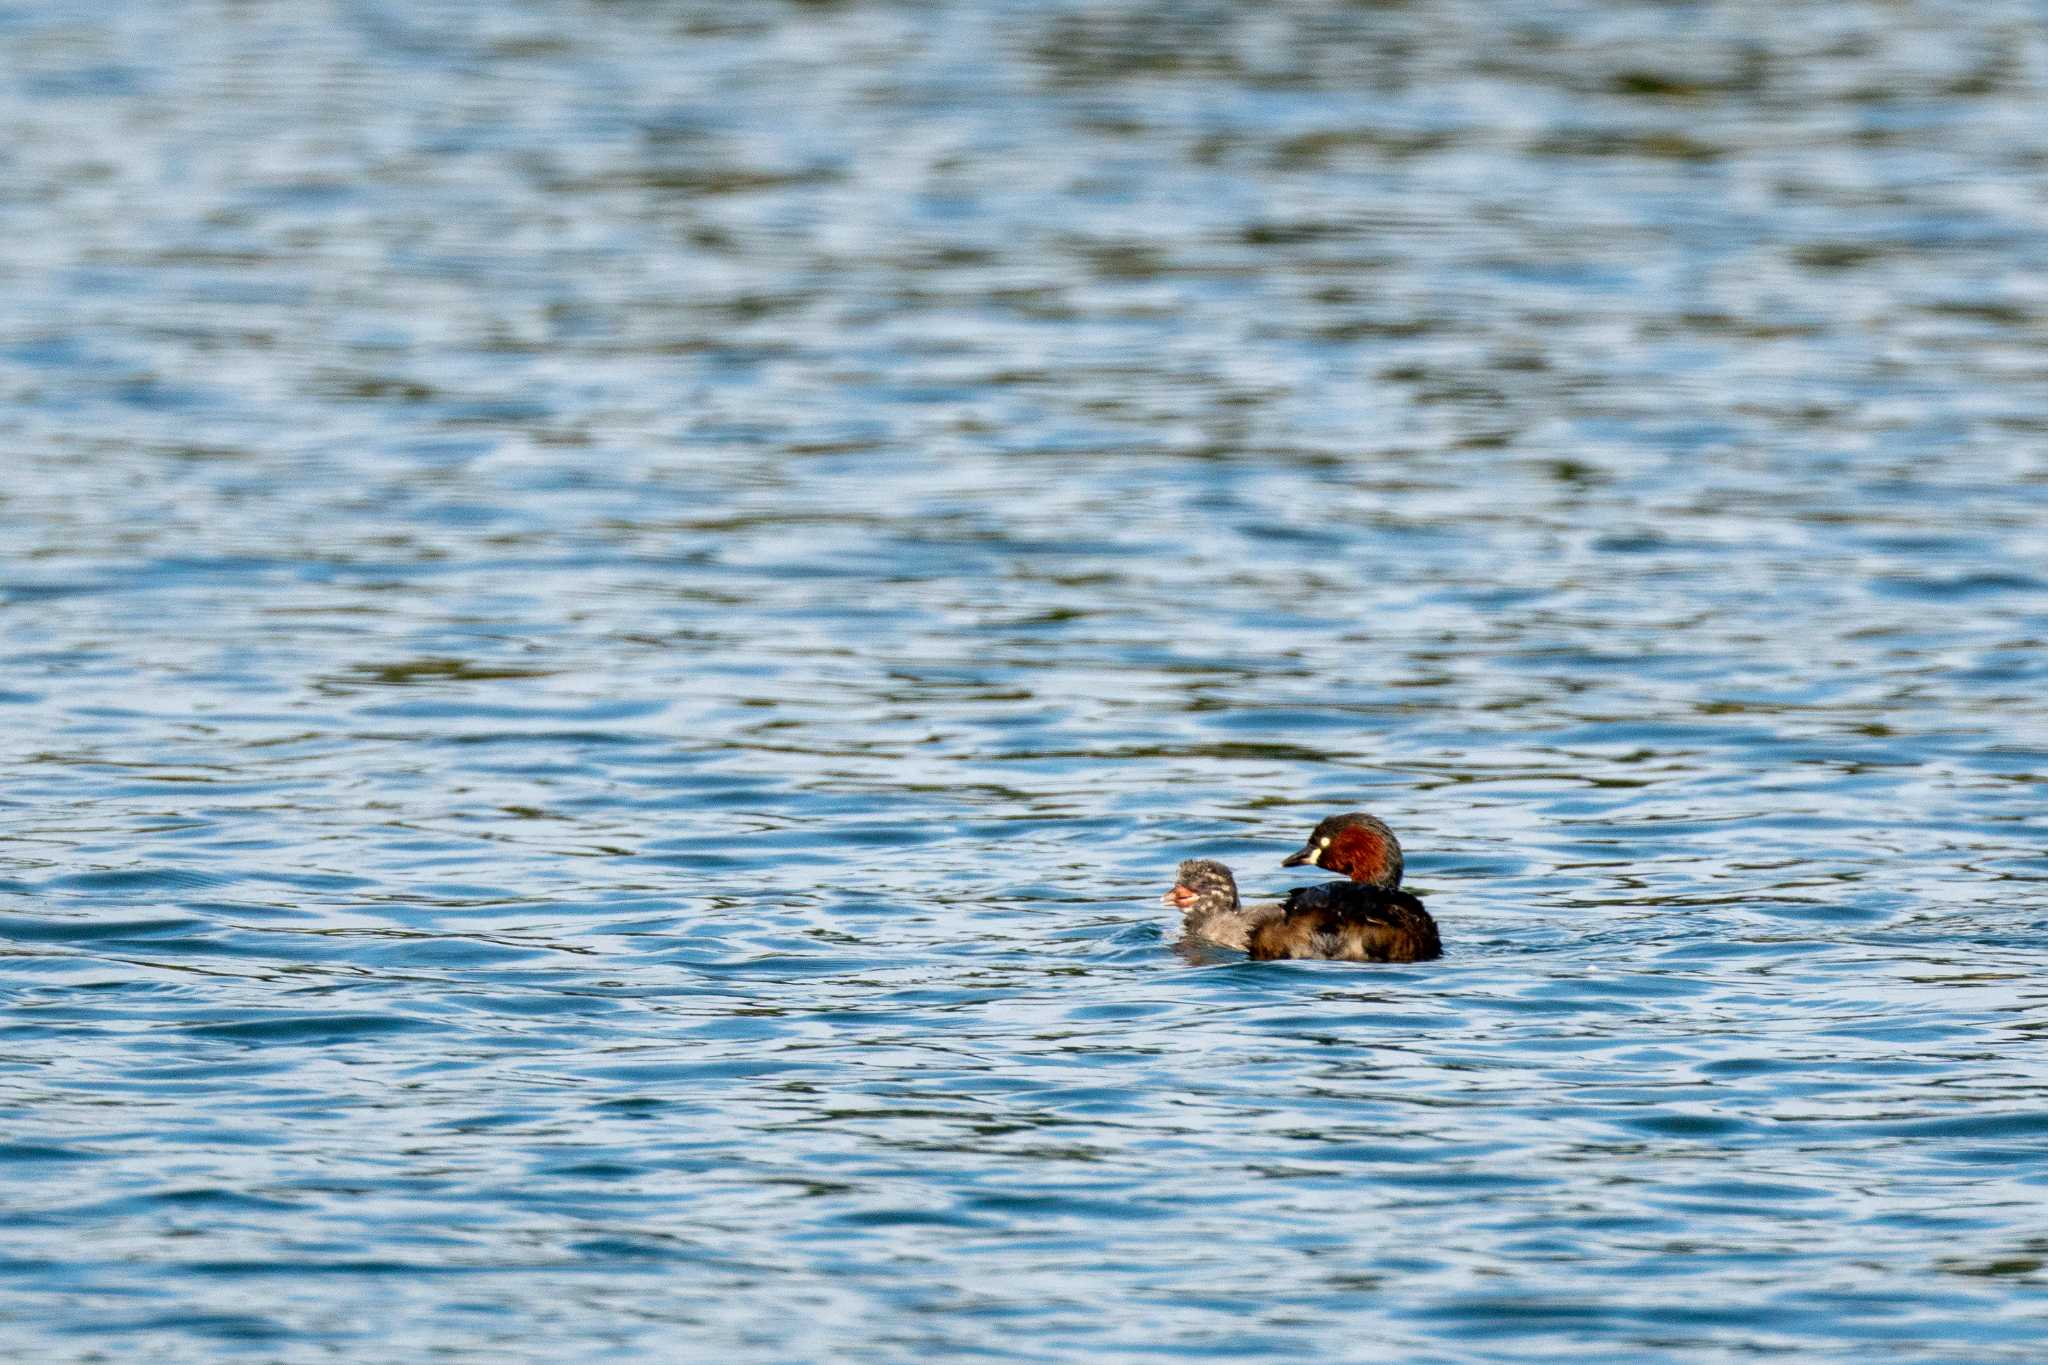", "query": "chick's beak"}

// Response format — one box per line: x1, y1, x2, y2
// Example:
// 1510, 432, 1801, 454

1162, 884, 1197, 909
1280, 844, 1319, 868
